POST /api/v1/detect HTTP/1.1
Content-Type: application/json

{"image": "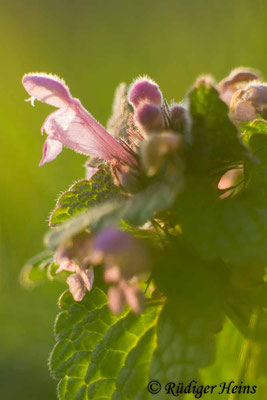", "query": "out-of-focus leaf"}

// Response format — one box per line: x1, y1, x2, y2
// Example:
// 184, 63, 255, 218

178, 178, 267, 265
119, 177, 181, 226
201, 319, 244, 400
119, 220, 161, 248
189, 80, 245, 170
50, 165, 121, 227
49, 288, 162, 400
241, 119, 267, 147
20, 250, 54, 287
241, 120, 267, 203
